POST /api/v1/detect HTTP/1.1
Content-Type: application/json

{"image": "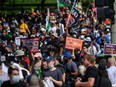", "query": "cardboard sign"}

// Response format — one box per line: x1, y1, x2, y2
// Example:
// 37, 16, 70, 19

104, 43, 116, 55
65, 37, 83, 50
